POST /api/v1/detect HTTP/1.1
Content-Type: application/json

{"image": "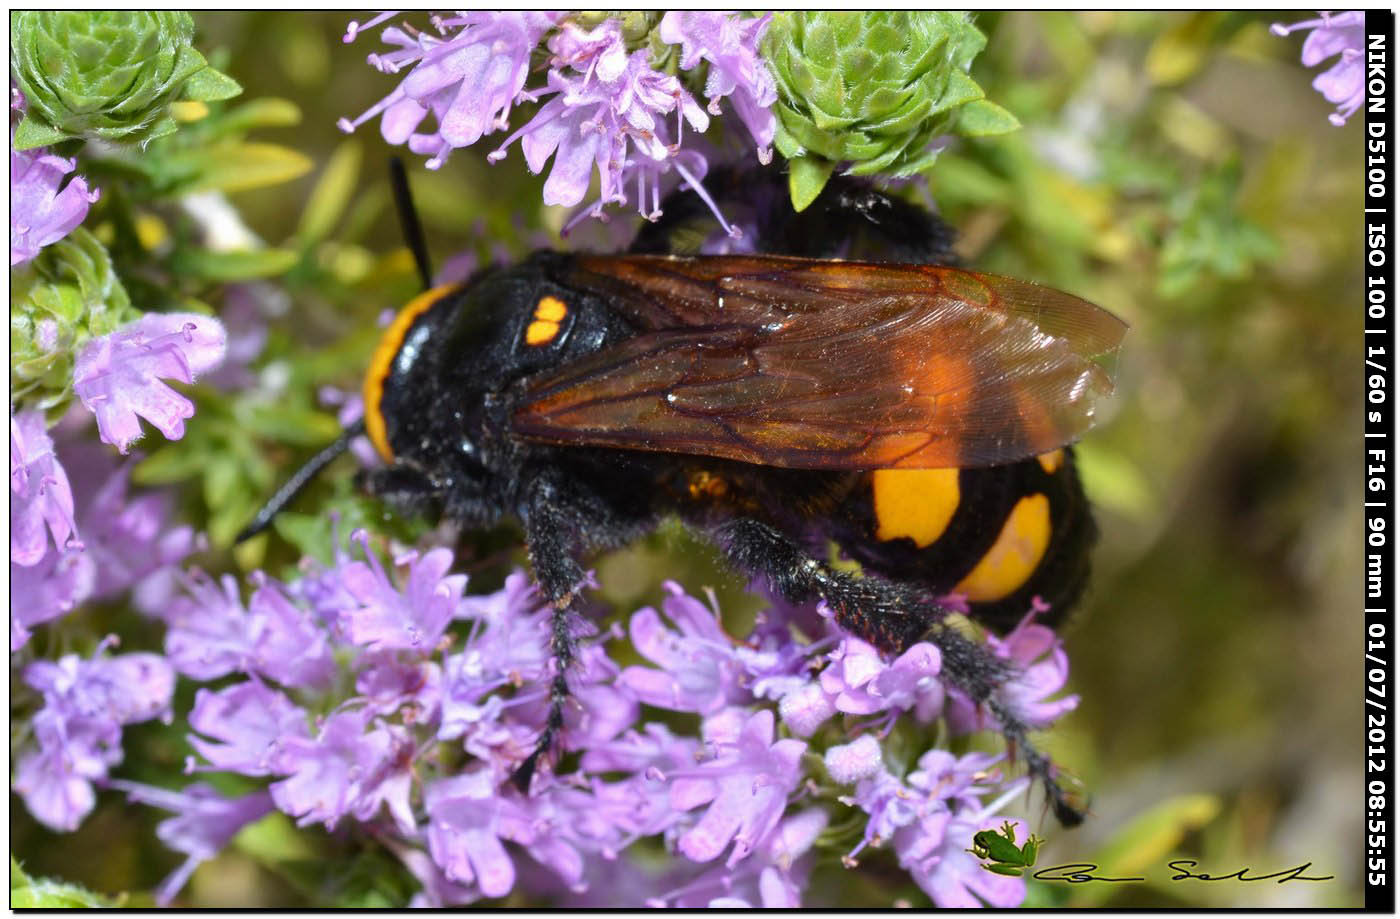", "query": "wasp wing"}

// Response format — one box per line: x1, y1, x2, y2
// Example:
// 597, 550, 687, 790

513, 255, 1127, 469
